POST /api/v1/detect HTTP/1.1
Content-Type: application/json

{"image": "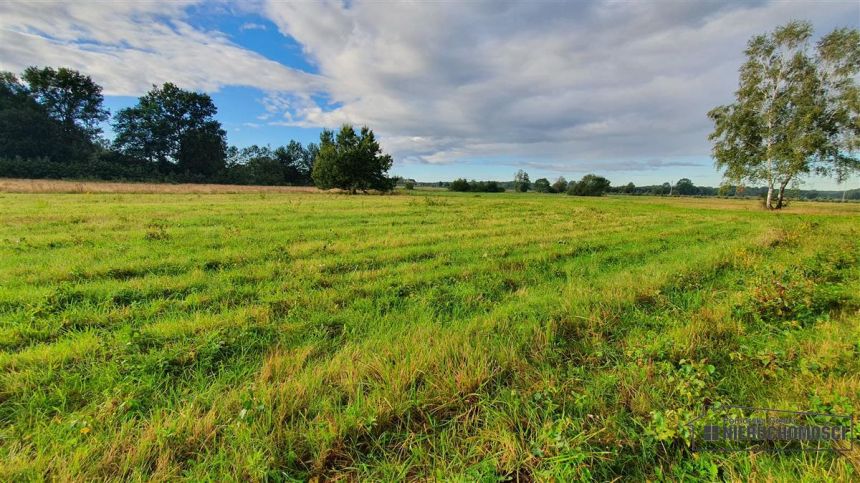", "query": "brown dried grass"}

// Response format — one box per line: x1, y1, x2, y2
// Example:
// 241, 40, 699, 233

0, 178, 323, 194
